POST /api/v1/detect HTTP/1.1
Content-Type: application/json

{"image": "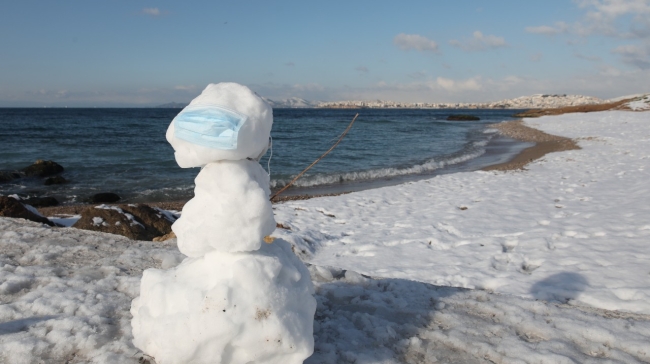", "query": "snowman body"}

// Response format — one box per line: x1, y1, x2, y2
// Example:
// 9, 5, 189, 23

174, 160, 275, 256
131, 83, 316, 364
